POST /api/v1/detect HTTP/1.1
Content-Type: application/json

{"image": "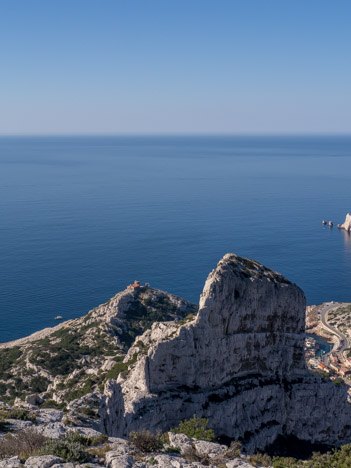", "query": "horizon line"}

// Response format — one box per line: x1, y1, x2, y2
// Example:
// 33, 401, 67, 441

1, 132, 351, 138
